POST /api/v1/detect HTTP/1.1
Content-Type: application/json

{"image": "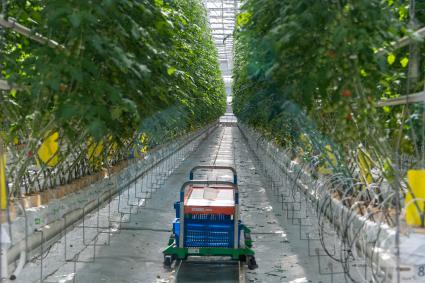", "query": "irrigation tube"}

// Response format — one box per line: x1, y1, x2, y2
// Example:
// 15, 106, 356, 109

3, 122, 218, 278
238, 123, 425, 282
